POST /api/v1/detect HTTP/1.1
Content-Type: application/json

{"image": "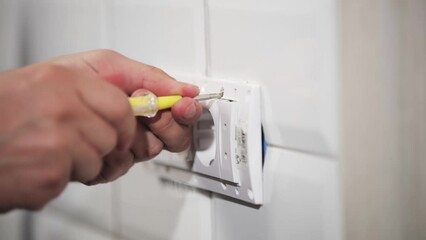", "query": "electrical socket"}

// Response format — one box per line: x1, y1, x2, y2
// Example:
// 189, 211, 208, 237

154, 75, 263, 205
